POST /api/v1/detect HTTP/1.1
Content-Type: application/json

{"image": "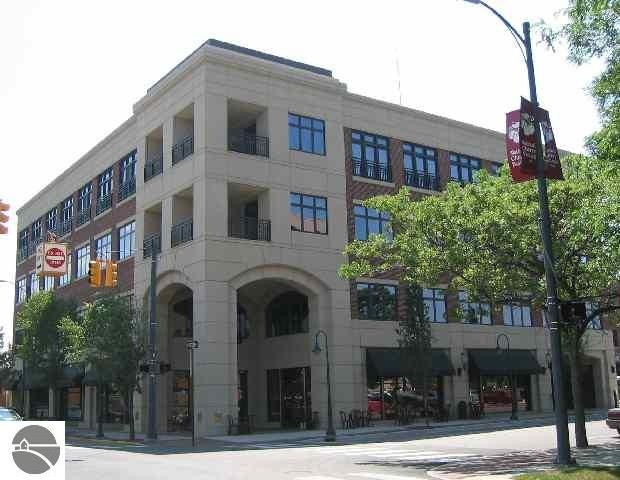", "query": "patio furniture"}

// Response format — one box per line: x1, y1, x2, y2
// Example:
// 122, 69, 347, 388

339, 410, 351, 429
